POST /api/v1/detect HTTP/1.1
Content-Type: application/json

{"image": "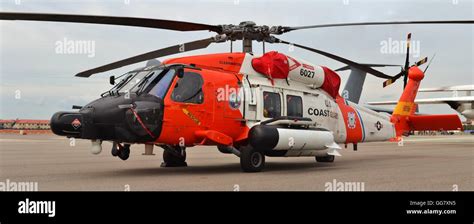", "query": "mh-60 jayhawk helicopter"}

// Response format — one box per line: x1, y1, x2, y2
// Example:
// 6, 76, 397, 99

1, 12, 471, 172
